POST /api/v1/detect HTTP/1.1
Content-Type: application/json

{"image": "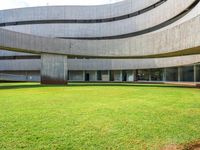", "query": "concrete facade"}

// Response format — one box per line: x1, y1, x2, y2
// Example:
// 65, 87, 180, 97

0, 0, 200, 84
41, 54, 68, 84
